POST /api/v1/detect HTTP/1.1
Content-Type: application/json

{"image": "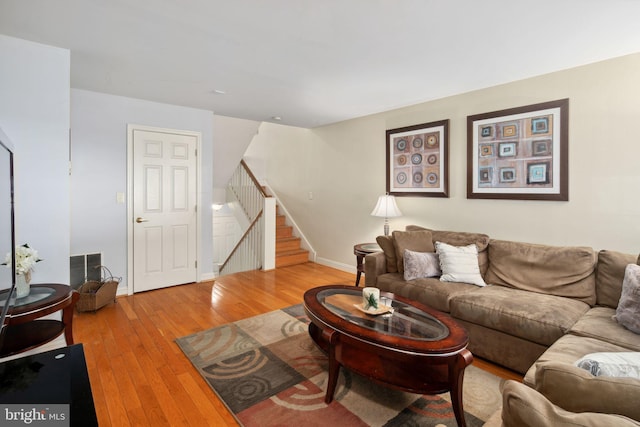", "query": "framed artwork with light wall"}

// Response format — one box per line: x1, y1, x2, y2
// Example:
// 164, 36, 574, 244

386, 119, 449, 197
467, 99, 569, 201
